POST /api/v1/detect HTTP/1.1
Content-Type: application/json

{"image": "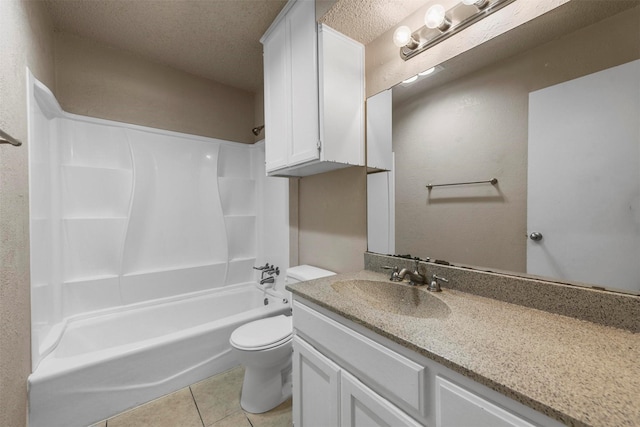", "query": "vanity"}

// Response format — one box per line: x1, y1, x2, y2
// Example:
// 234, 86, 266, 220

286, 256, 640, 427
